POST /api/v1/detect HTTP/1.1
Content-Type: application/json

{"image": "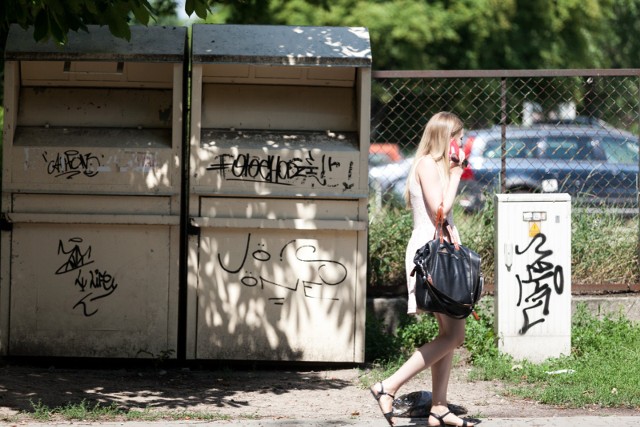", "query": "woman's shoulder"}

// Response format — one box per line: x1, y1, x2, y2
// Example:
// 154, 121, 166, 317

416, 154, 437, 168
415, 155, 439, 175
